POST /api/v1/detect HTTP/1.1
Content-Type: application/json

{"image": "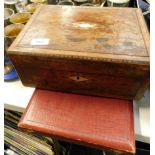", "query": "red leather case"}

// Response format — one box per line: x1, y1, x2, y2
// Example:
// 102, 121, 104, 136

18, 89, 135, 153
